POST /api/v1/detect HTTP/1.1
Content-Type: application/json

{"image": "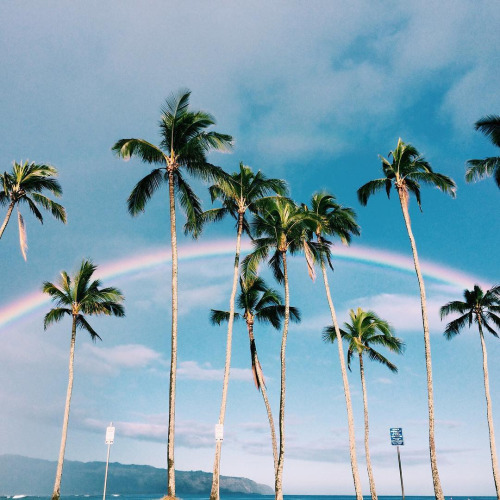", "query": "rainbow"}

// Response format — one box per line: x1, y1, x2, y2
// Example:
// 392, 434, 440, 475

0, 239, 489, 331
